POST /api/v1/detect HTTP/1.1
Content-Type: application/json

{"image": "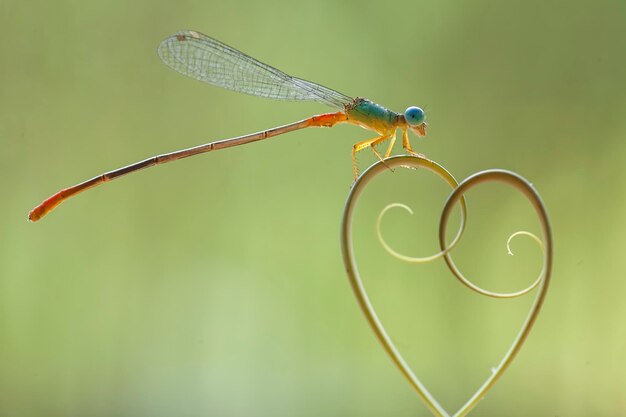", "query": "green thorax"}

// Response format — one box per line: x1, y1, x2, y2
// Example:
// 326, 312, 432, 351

345, 98, 399, 131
